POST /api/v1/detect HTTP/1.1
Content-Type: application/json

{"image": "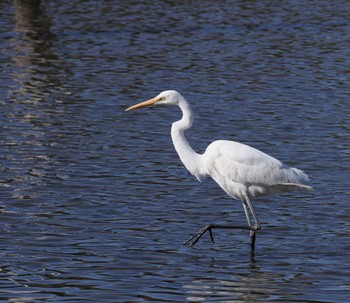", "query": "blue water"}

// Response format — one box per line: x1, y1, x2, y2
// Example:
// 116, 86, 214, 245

0, 1, 349, 302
